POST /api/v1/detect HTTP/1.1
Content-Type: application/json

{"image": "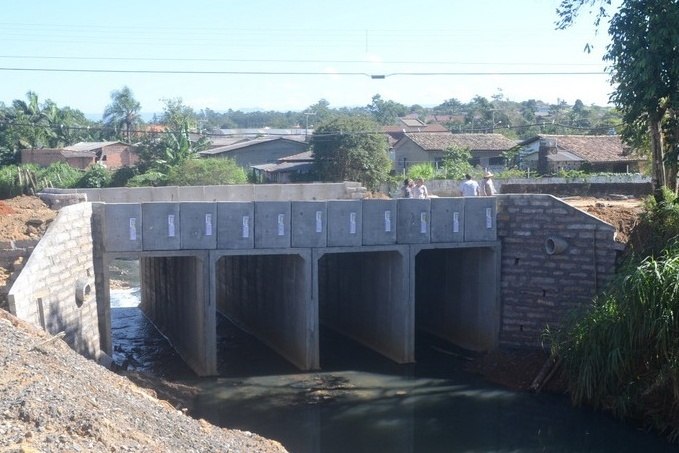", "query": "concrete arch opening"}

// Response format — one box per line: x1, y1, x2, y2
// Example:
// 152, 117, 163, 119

315, 247, 413, 367
413, 245, 500, 354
